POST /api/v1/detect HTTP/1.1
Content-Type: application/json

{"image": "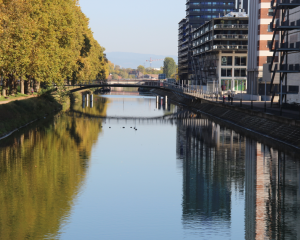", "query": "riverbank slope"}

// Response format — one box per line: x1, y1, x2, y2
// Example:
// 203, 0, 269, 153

153, 89, 300, 151
0, 94, 63, 139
